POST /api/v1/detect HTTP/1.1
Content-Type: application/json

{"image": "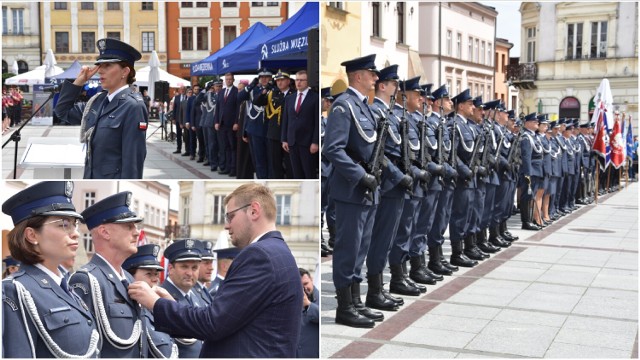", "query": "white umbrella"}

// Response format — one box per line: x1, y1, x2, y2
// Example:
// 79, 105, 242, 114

133, 66, 191, 88
11, 60, 19, 75
4, 64, 64, 85
147, 50, 161, 102
43, 49, 58, 78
